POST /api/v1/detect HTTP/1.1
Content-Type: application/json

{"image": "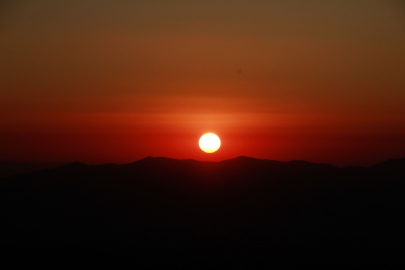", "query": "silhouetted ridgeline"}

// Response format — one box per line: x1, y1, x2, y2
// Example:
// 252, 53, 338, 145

1, 157, 404, 267
0, 162, 66, 178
